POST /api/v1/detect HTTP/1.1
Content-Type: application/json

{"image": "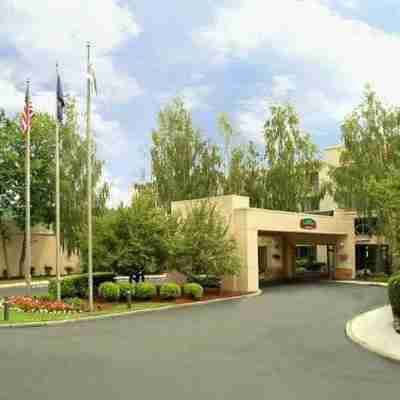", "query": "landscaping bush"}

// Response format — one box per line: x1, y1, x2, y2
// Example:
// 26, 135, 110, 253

117, 282, 136, 300
307, 262, 326, 272
296, 267, 306, 274
159, 282, 181, 300
183, 283, 204, 300
69, 272, 116, 298
388, 273, 400, 315
64, 297, 85, 310
98, 282, 120, 302
44, 265, 53, 276
172, 202, 241, 279
188, 275, 221, 289
48, 277, 77, 299
135, 282, 157, 300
